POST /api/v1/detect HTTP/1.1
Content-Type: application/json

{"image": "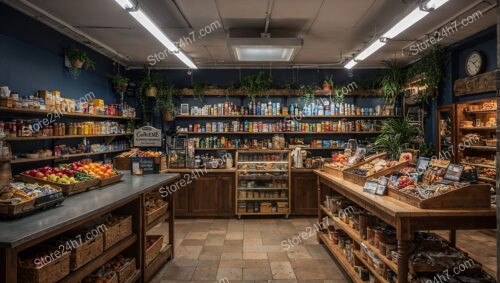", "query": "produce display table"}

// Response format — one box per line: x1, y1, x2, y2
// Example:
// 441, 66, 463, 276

0, 172, 180, 283
315, 170, 496, 283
